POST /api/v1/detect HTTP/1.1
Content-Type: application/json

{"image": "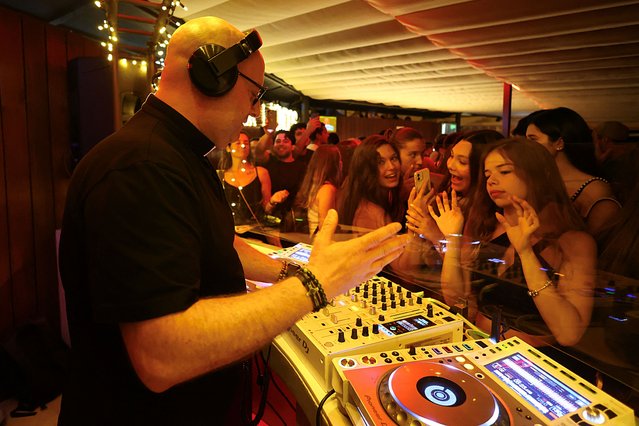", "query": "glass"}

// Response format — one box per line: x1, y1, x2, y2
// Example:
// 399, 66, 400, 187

238, 71, 267, 106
